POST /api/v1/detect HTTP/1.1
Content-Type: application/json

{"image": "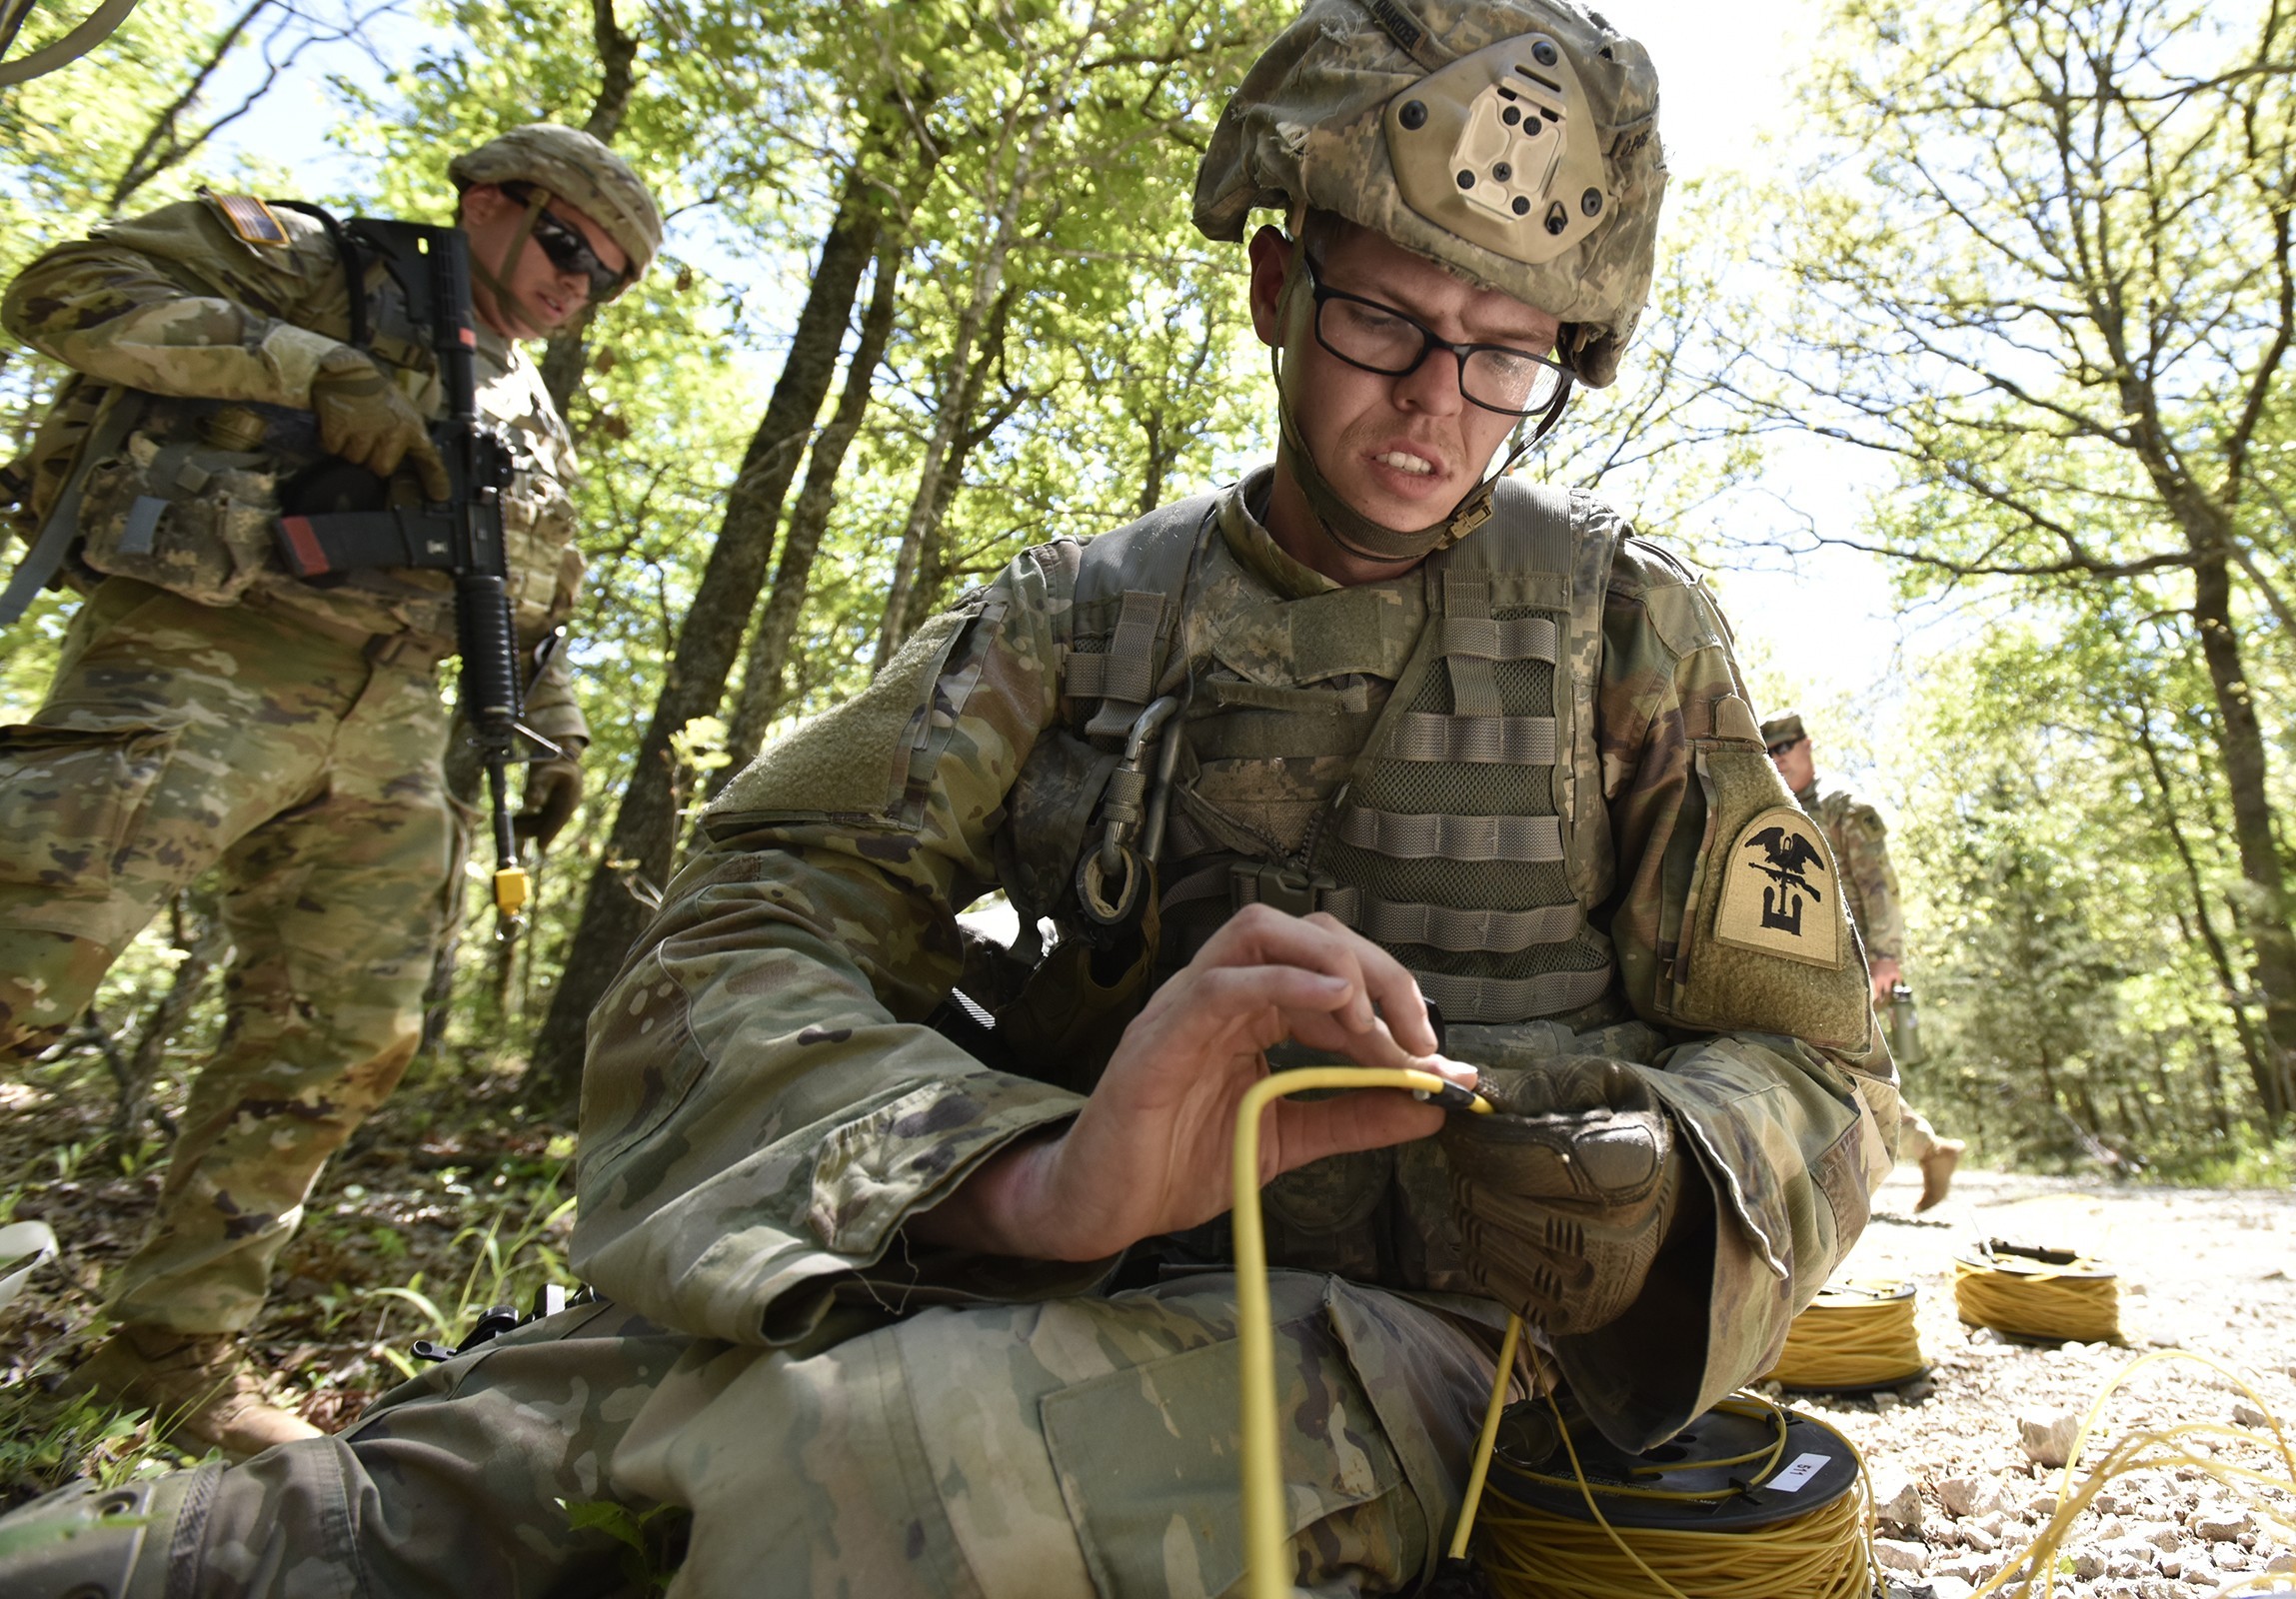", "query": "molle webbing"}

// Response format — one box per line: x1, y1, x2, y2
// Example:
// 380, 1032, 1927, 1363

1056, 479, 1621, 1027
1390, 712, 1557, 764
1416, 966, 1611, 1022
1316, 886, 1580, 953
1313, 480, 1616, 1022
1331, 806, 1562, 861
1066, 587, 1168, 741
